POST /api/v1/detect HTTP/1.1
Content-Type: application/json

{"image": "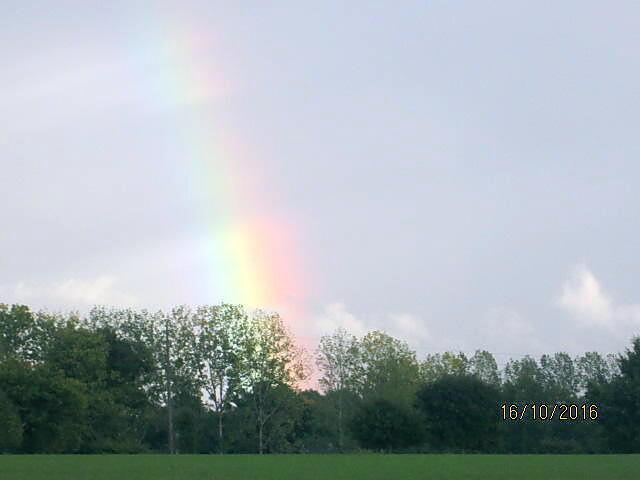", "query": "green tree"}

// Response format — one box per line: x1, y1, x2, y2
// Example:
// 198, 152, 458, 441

355, 331, 420, 406
94, 327, 155, 452
316, 327, 360, 450
293, 389, 346, 452
469, 350, 500, 386
501, 356, 559, 453
539, 353, 578, 402
44, 321, 108, 385
194, 304, 250, 453
0, 304, 53, 363
228, 383, 304, 453
0, 389, 22, 451
502, 356, 545, 401
242, 311, 306, 454
577, 351, 618, 392
596, 338, 640, 452
349, 398, 423, 452
415, 375, 500, 452
146, 307, 200, 453
0, 359, 87, 452
86, 307, 158, 452
420, 351, 469, 383
88, 306, 200, 453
